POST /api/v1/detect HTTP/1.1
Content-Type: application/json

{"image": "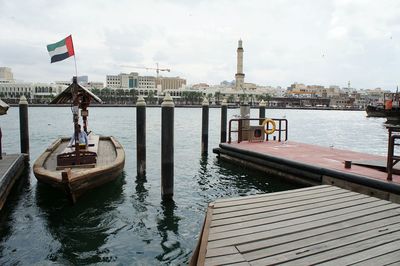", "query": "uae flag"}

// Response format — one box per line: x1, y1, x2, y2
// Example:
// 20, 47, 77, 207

47, 35, 75, 63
